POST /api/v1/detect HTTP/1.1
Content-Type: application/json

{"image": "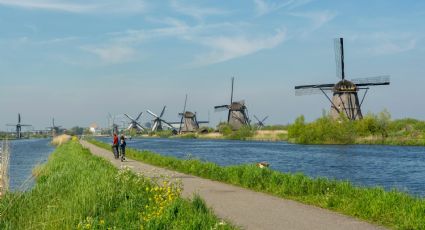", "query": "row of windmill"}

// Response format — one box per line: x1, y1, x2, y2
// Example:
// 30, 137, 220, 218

108, 76, 271, 135
109, 38, 390, 135
5, 115, 62, 139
